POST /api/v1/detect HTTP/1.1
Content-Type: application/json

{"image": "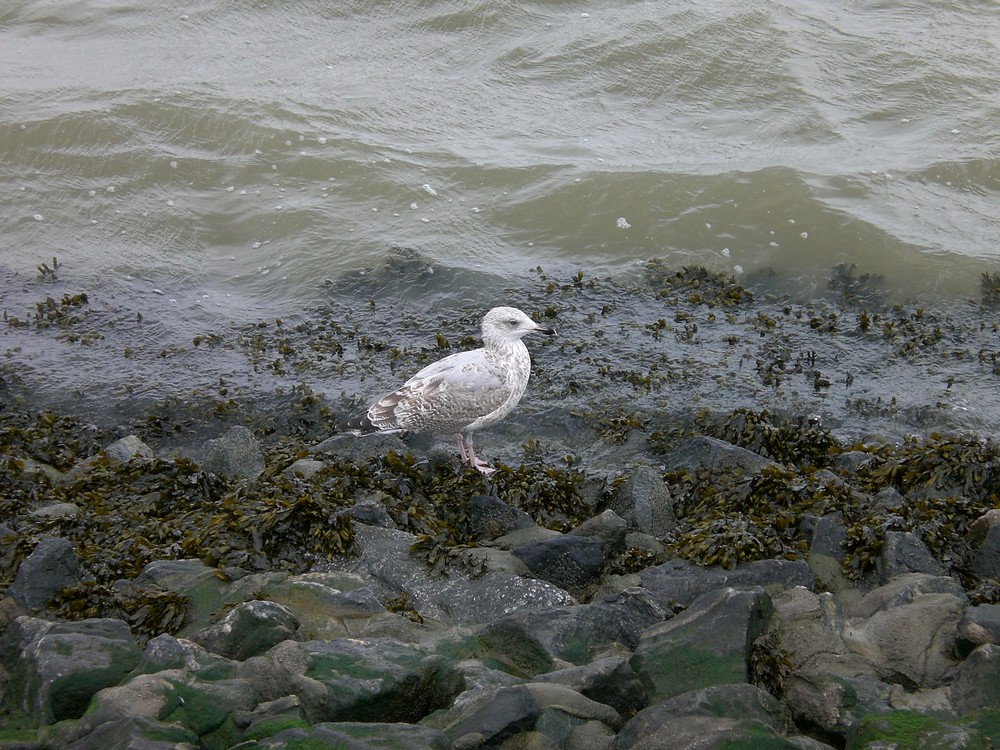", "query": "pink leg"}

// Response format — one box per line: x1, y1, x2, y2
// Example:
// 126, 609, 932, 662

455, 434, 468, 463
461, 432, 494, 475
